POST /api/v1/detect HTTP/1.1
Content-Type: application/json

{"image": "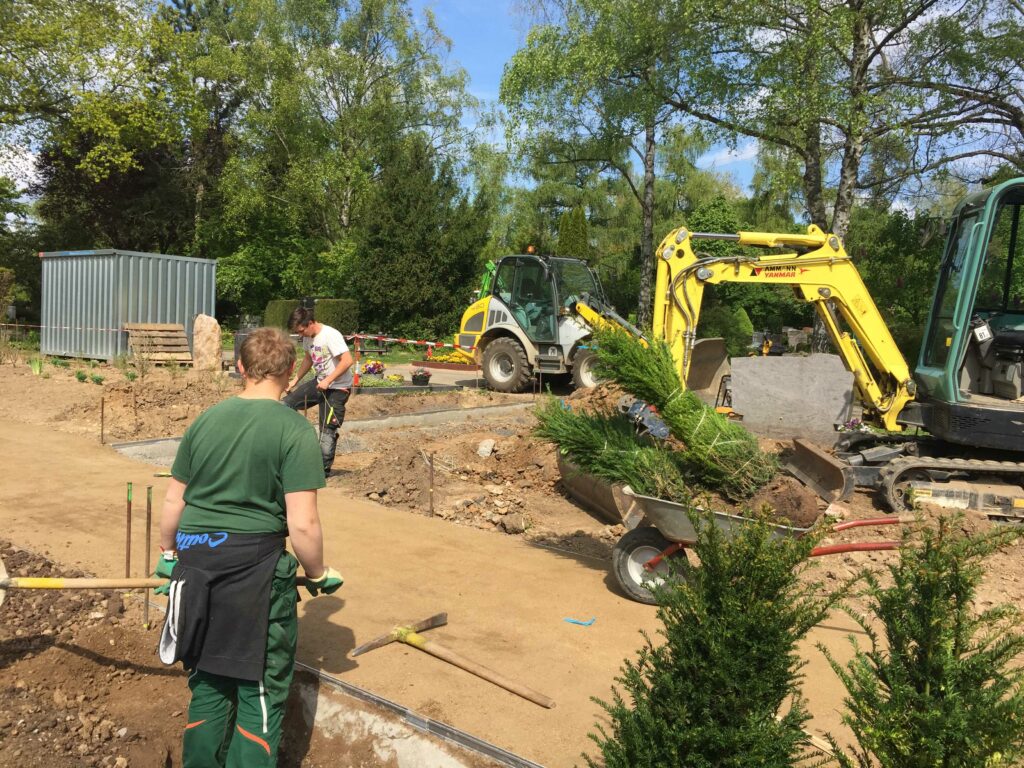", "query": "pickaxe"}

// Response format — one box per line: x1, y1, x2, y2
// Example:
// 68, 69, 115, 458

351, 612, 555, 709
